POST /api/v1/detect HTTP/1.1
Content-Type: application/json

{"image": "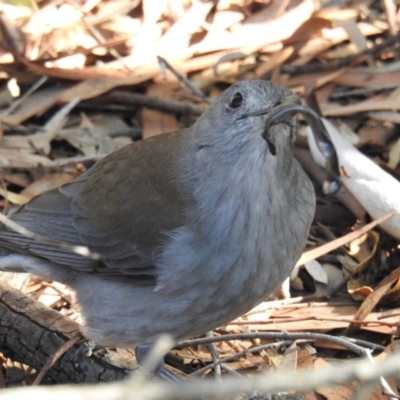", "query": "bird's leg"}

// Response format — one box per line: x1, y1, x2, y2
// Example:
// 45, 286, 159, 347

75, 339, 97, 359
135, 344, 182, 382
73, 336, 109, 367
